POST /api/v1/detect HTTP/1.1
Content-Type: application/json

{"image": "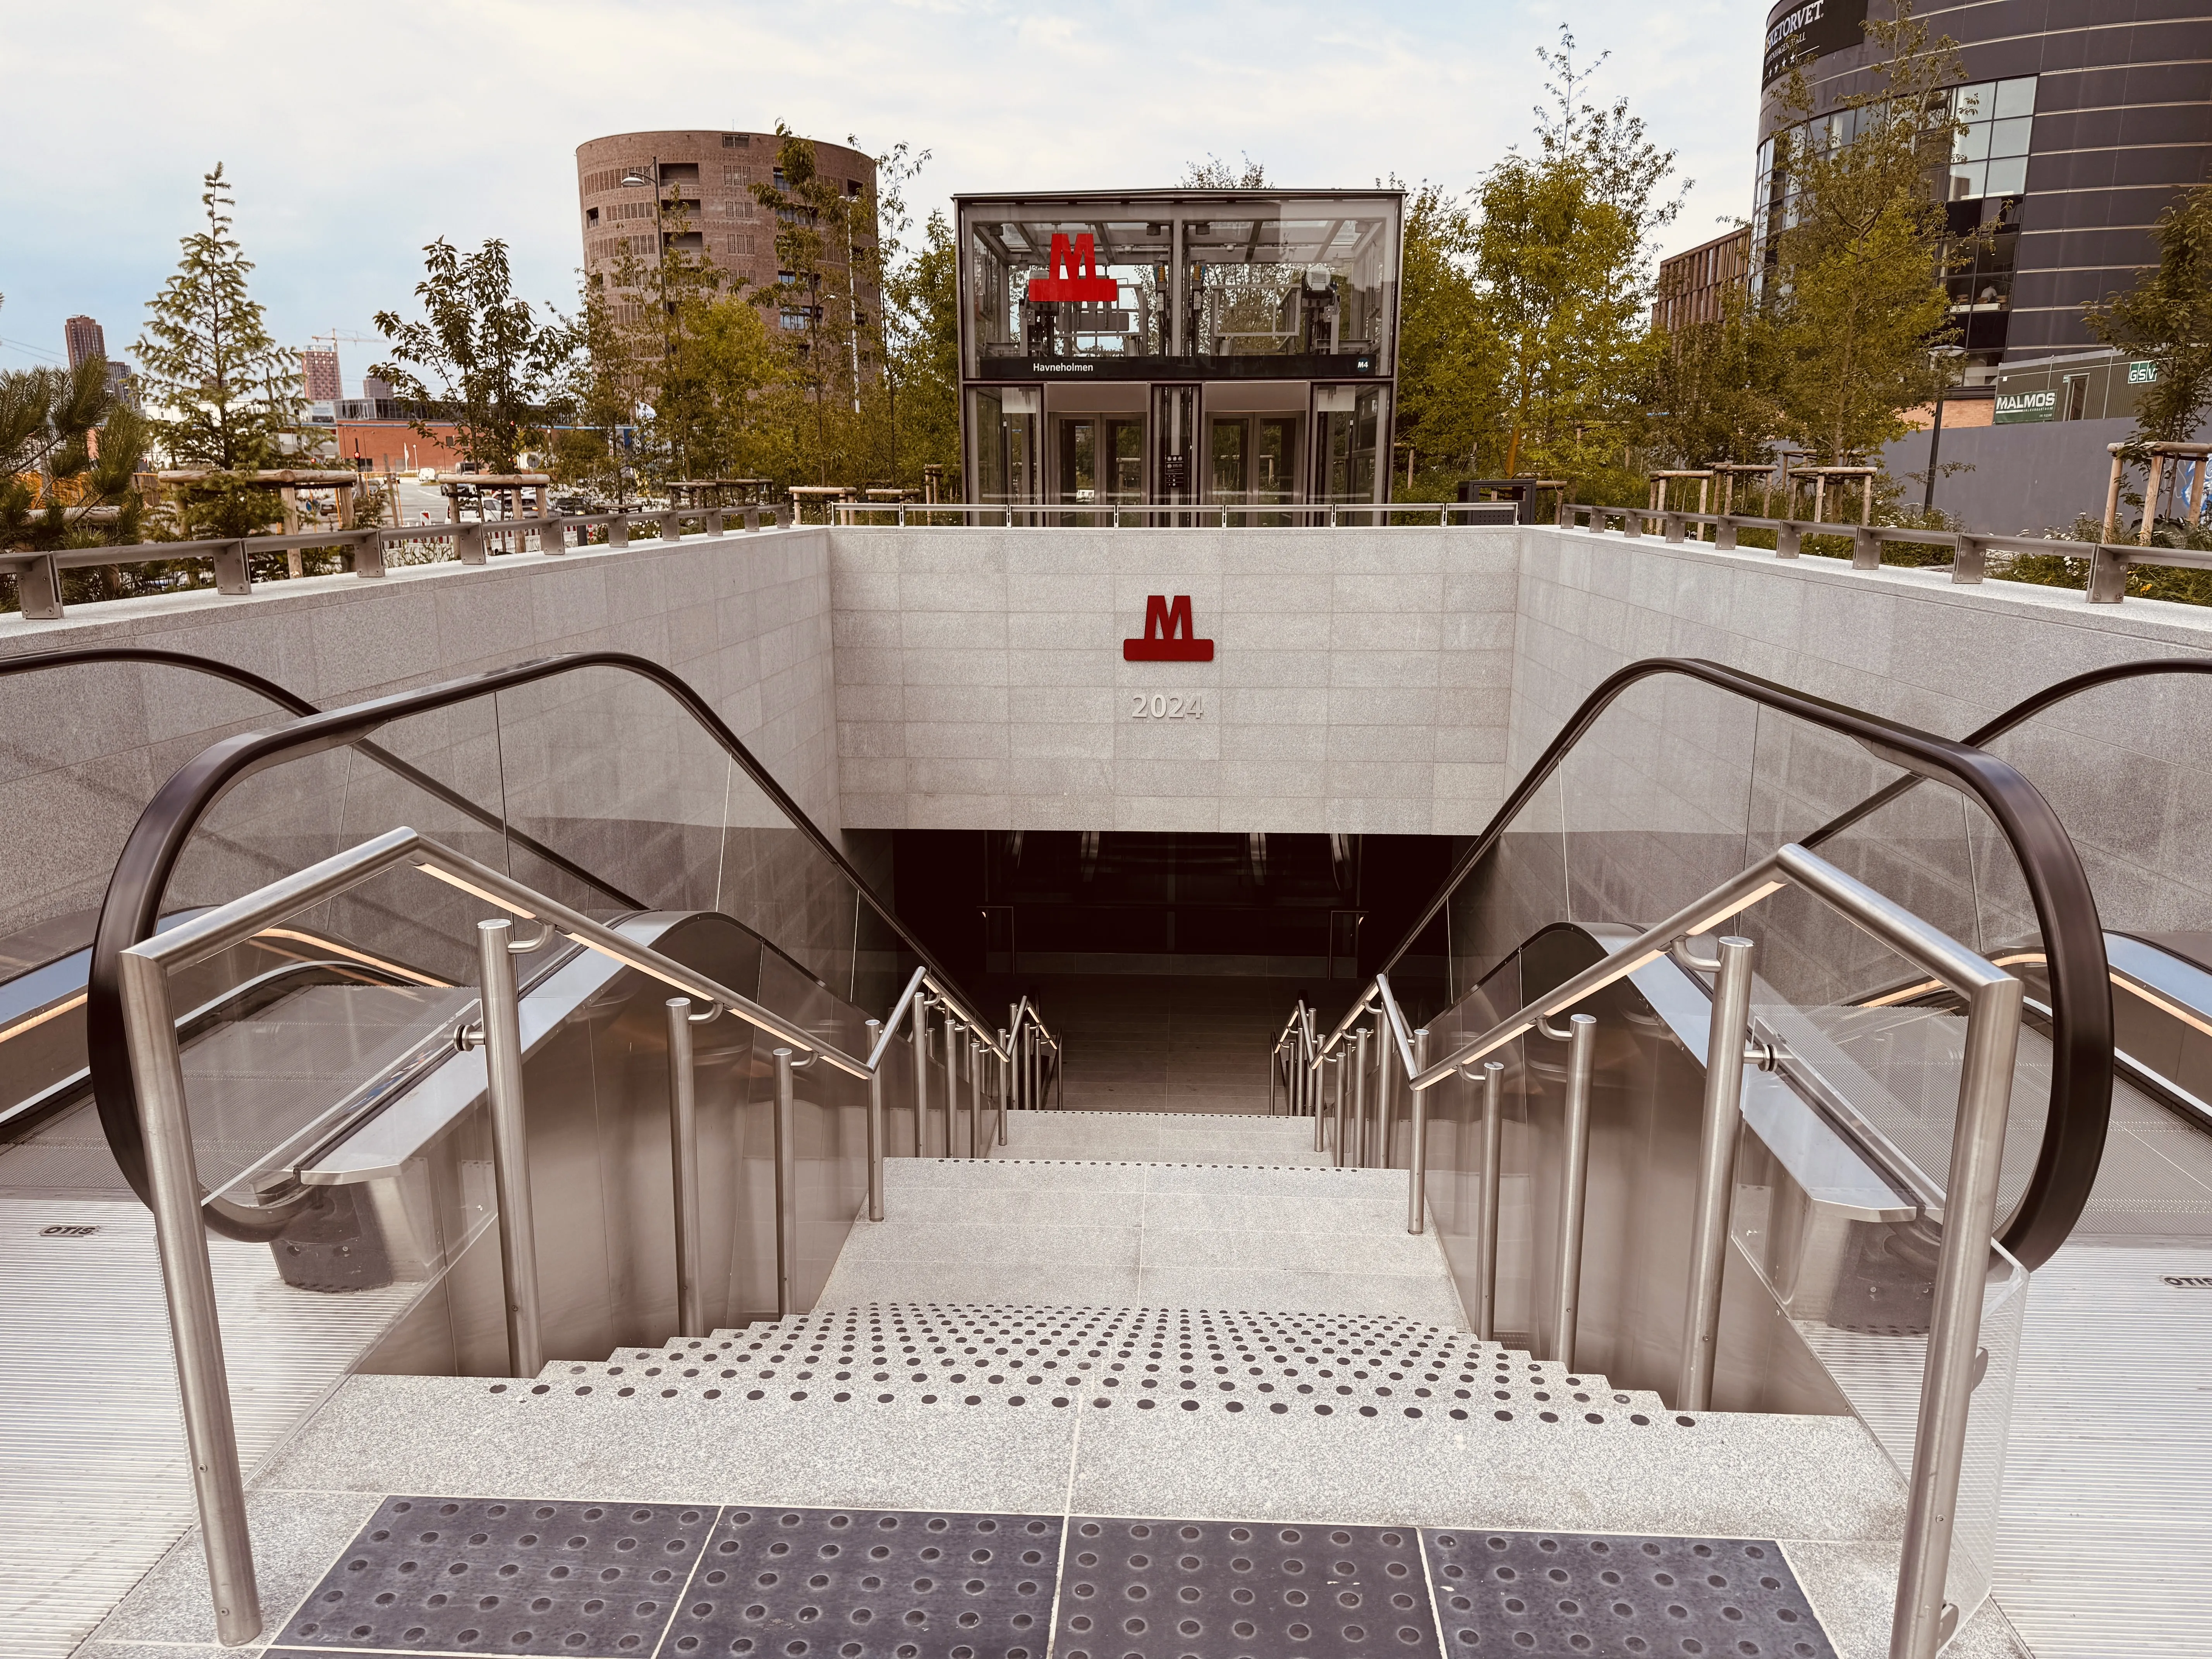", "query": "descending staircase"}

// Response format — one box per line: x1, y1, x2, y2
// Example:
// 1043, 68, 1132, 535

83, 1111, 2016, 1659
